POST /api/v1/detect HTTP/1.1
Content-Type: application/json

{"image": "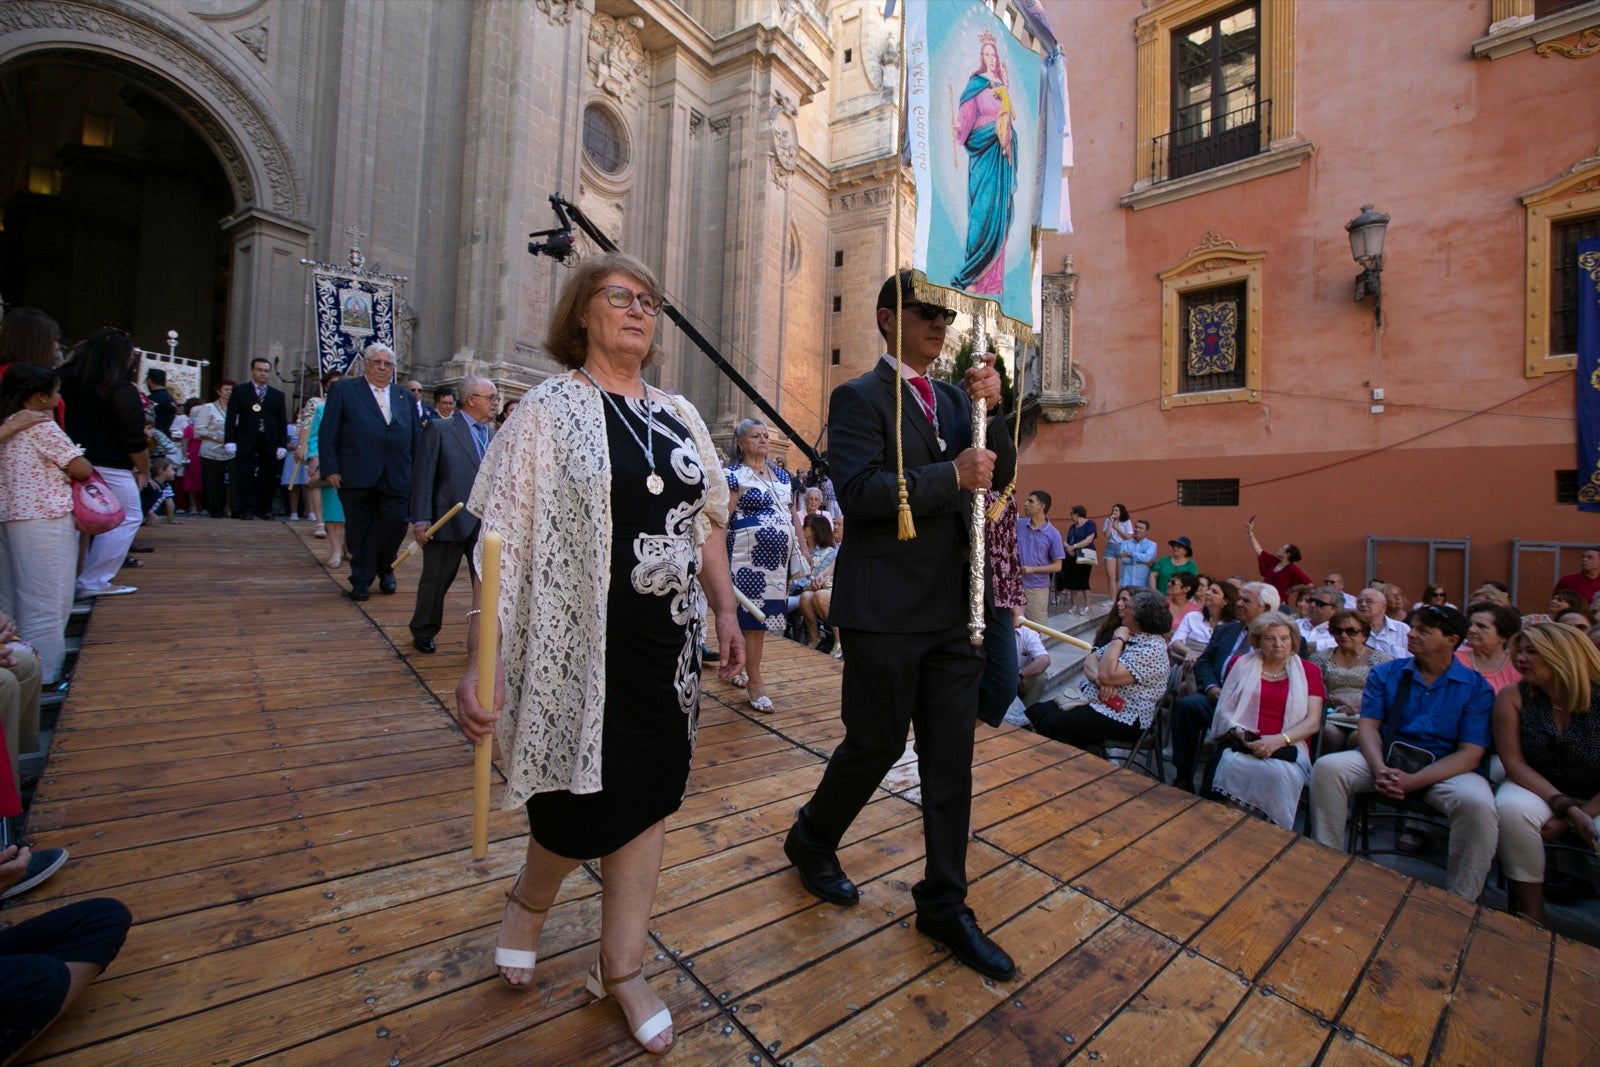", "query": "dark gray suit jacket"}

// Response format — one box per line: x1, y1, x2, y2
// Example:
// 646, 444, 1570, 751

828, 360, 1017, 634
410, 412, 487, 542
